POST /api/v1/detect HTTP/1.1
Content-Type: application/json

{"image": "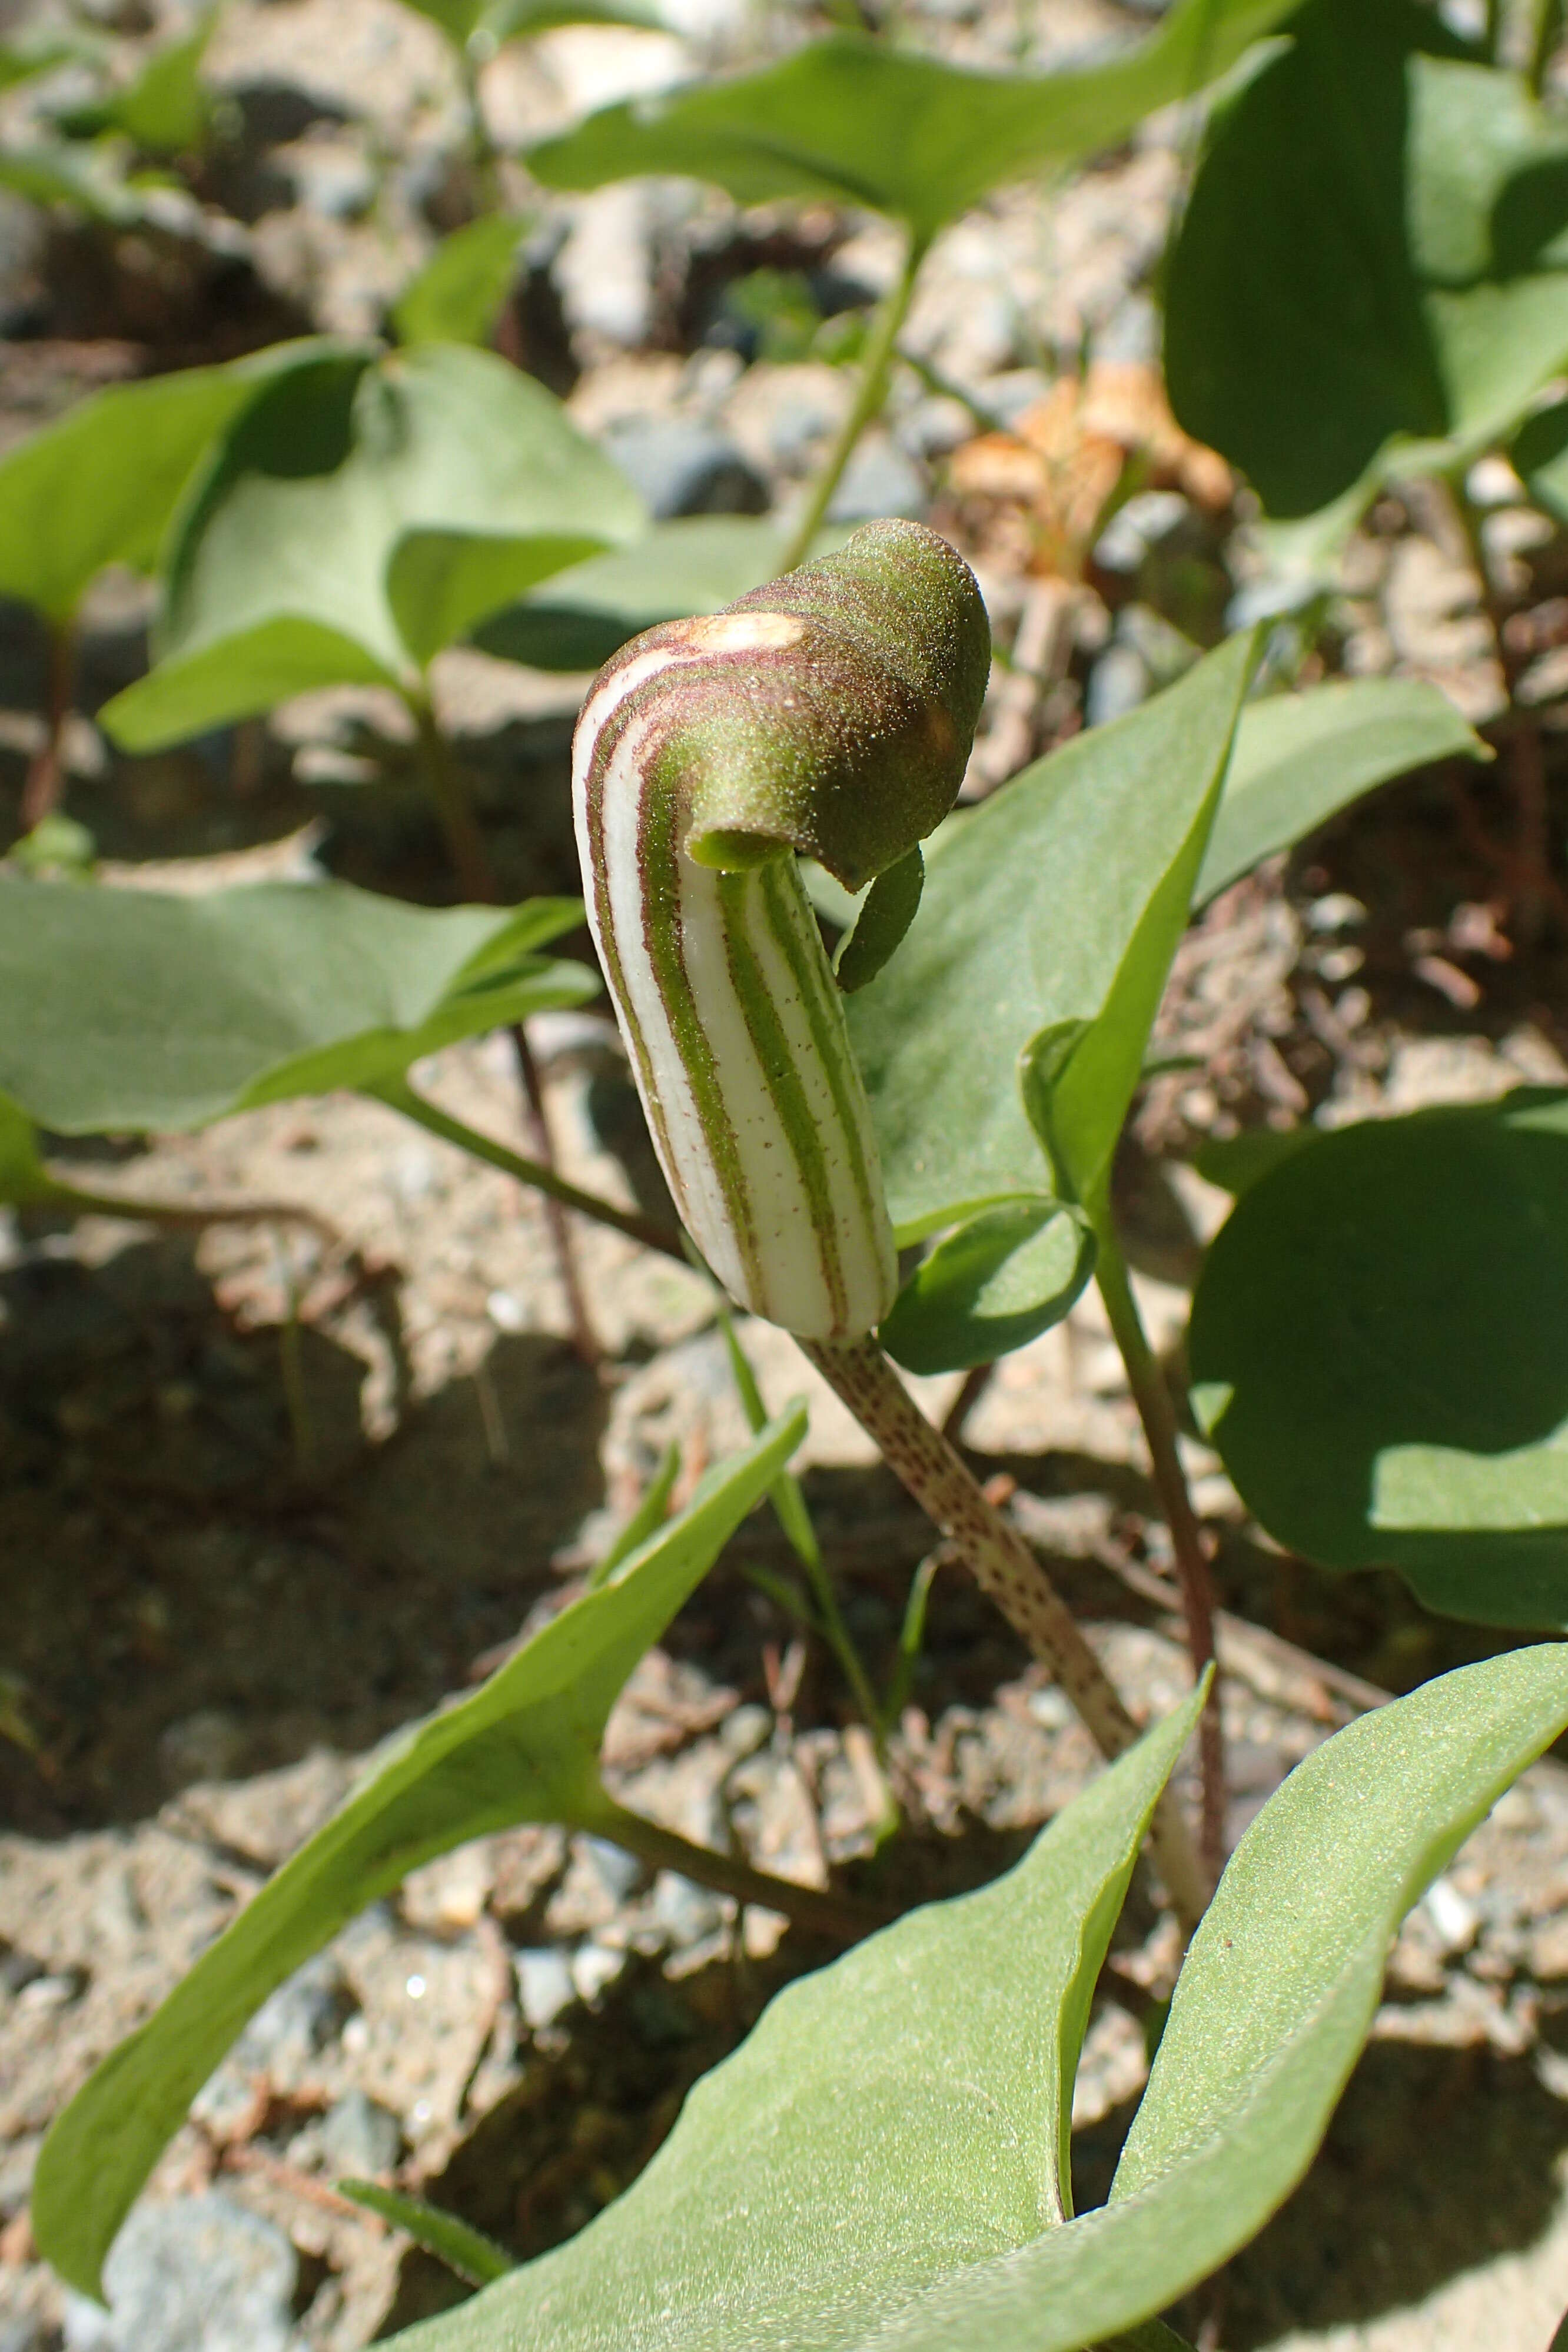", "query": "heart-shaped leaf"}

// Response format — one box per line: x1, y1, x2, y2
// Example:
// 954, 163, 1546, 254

879, 1196, 1094, 1374
32, 1406, 806, 2301
849, 630, 1258, 1238
527, 0, 1299, 239
0, 877, 594, 1135
1166, 0, 1568, 517
388, 526, 612, 668
1199, 676, 1489, 904
1190, 1090, 1568, 1625
370, 1647, 1568, 2351
100, 345, 645, 747
0, 341, 318, 628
